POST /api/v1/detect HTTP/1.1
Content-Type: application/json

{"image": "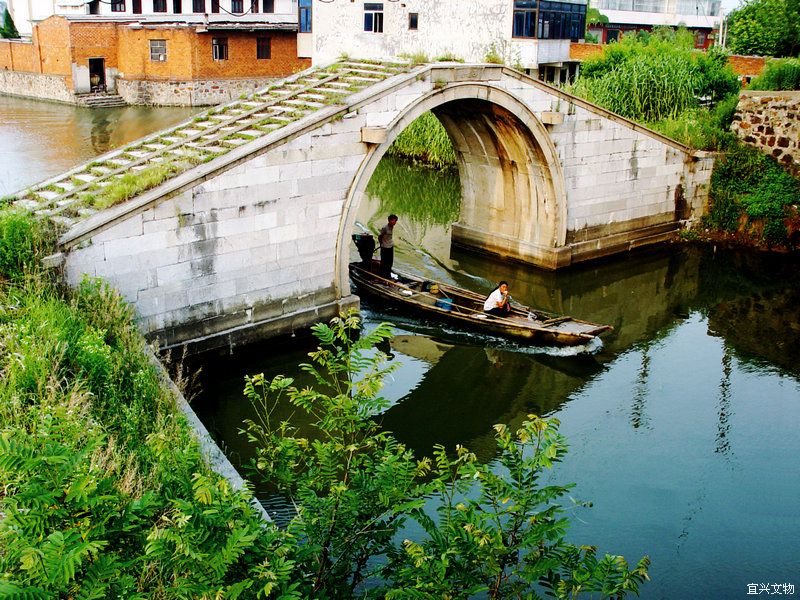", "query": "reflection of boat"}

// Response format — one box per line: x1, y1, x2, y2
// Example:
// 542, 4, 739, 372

349, 260, 613, 347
